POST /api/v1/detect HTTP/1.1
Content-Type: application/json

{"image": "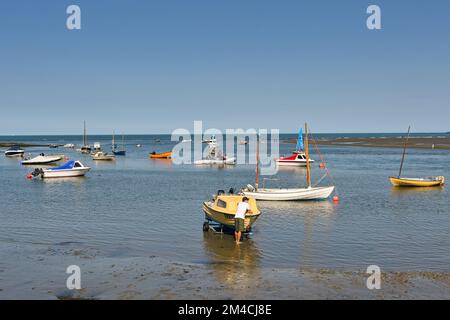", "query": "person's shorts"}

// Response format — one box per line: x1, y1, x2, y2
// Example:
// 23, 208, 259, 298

235, 218, 245, 232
